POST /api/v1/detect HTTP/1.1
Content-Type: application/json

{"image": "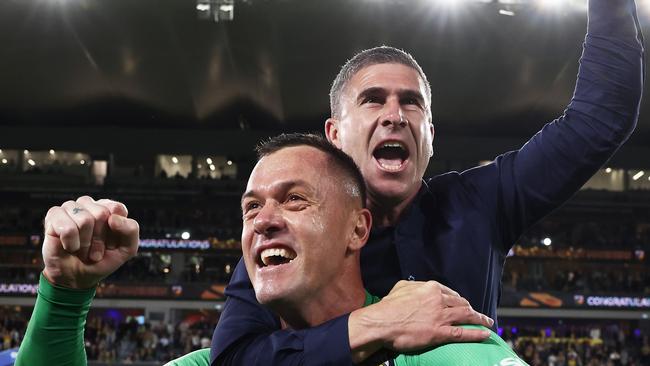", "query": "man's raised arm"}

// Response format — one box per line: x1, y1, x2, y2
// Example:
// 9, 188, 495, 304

465, 0, 644, 248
